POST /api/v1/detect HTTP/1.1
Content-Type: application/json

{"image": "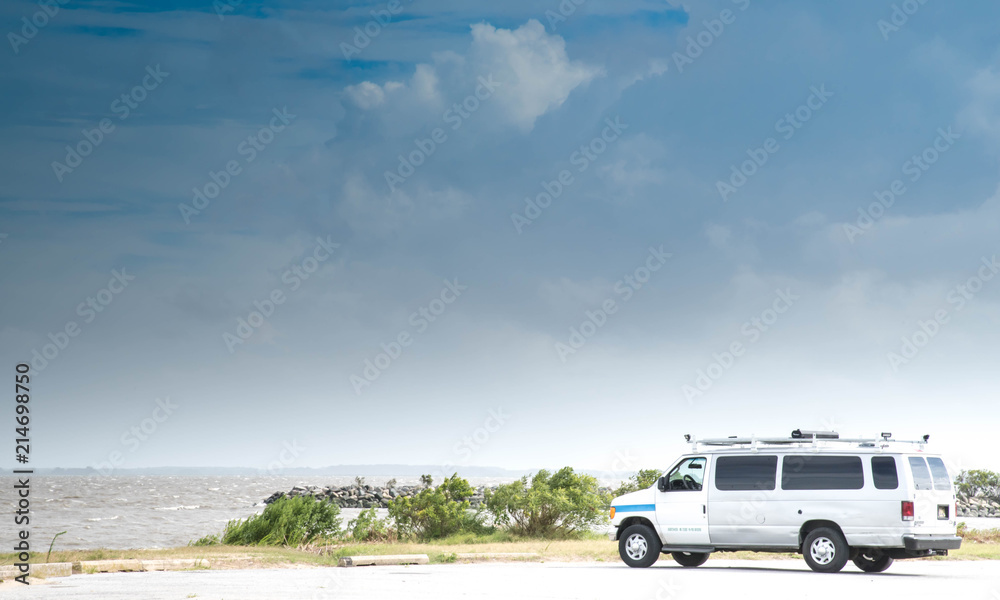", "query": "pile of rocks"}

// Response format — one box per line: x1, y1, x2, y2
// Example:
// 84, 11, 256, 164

957, 495, 1000, 518
262, 482, 491, 509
